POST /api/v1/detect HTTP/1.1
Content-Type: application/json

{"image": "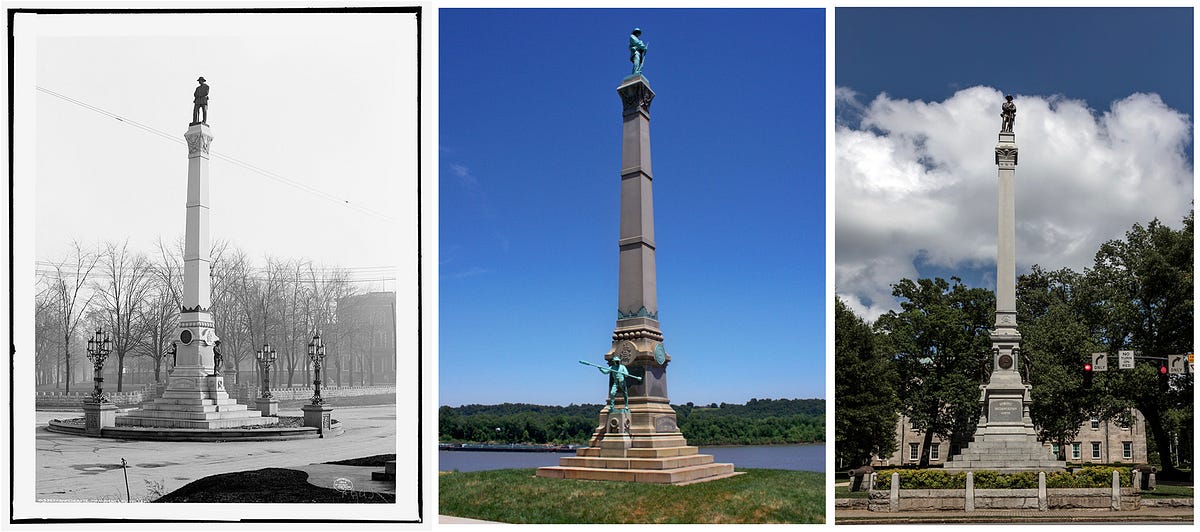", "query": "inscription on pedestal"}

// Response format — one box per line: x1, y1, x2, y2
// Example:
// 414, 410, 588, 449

989, 398, 1023, 423
654, 415, 677, 433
